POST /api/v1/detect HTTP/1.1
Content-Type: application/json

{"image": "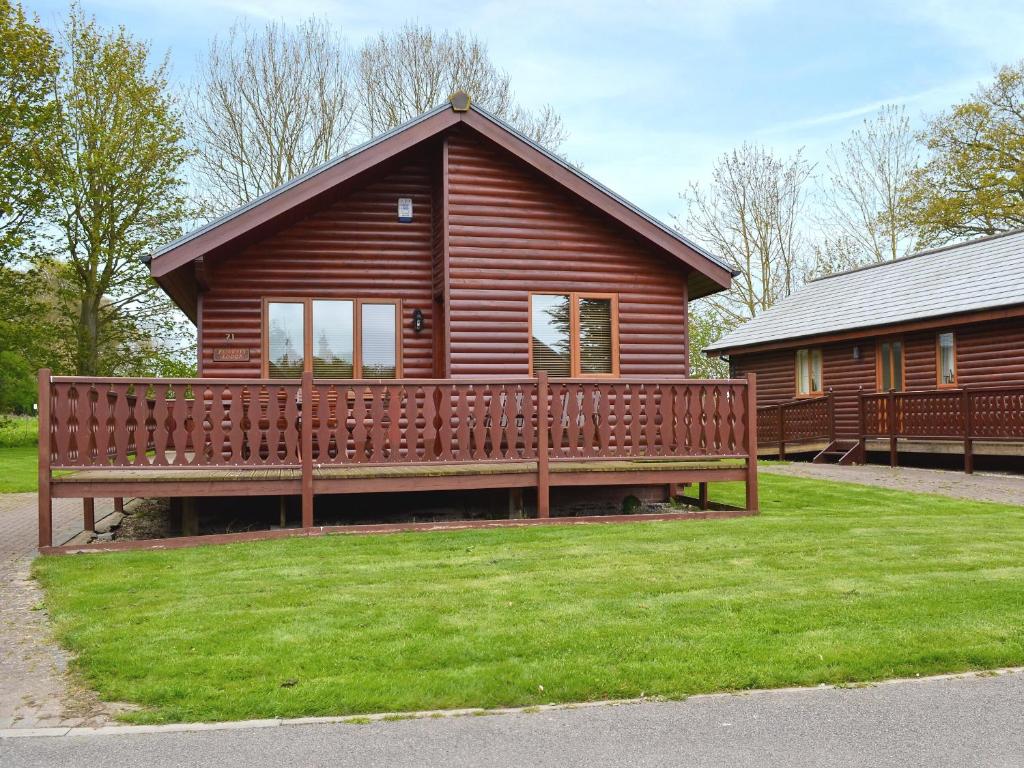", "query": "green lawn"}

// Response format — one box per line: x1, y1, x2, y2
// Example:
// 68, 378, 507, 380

0, 445, 36, 493
34, 474, 1024, 724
